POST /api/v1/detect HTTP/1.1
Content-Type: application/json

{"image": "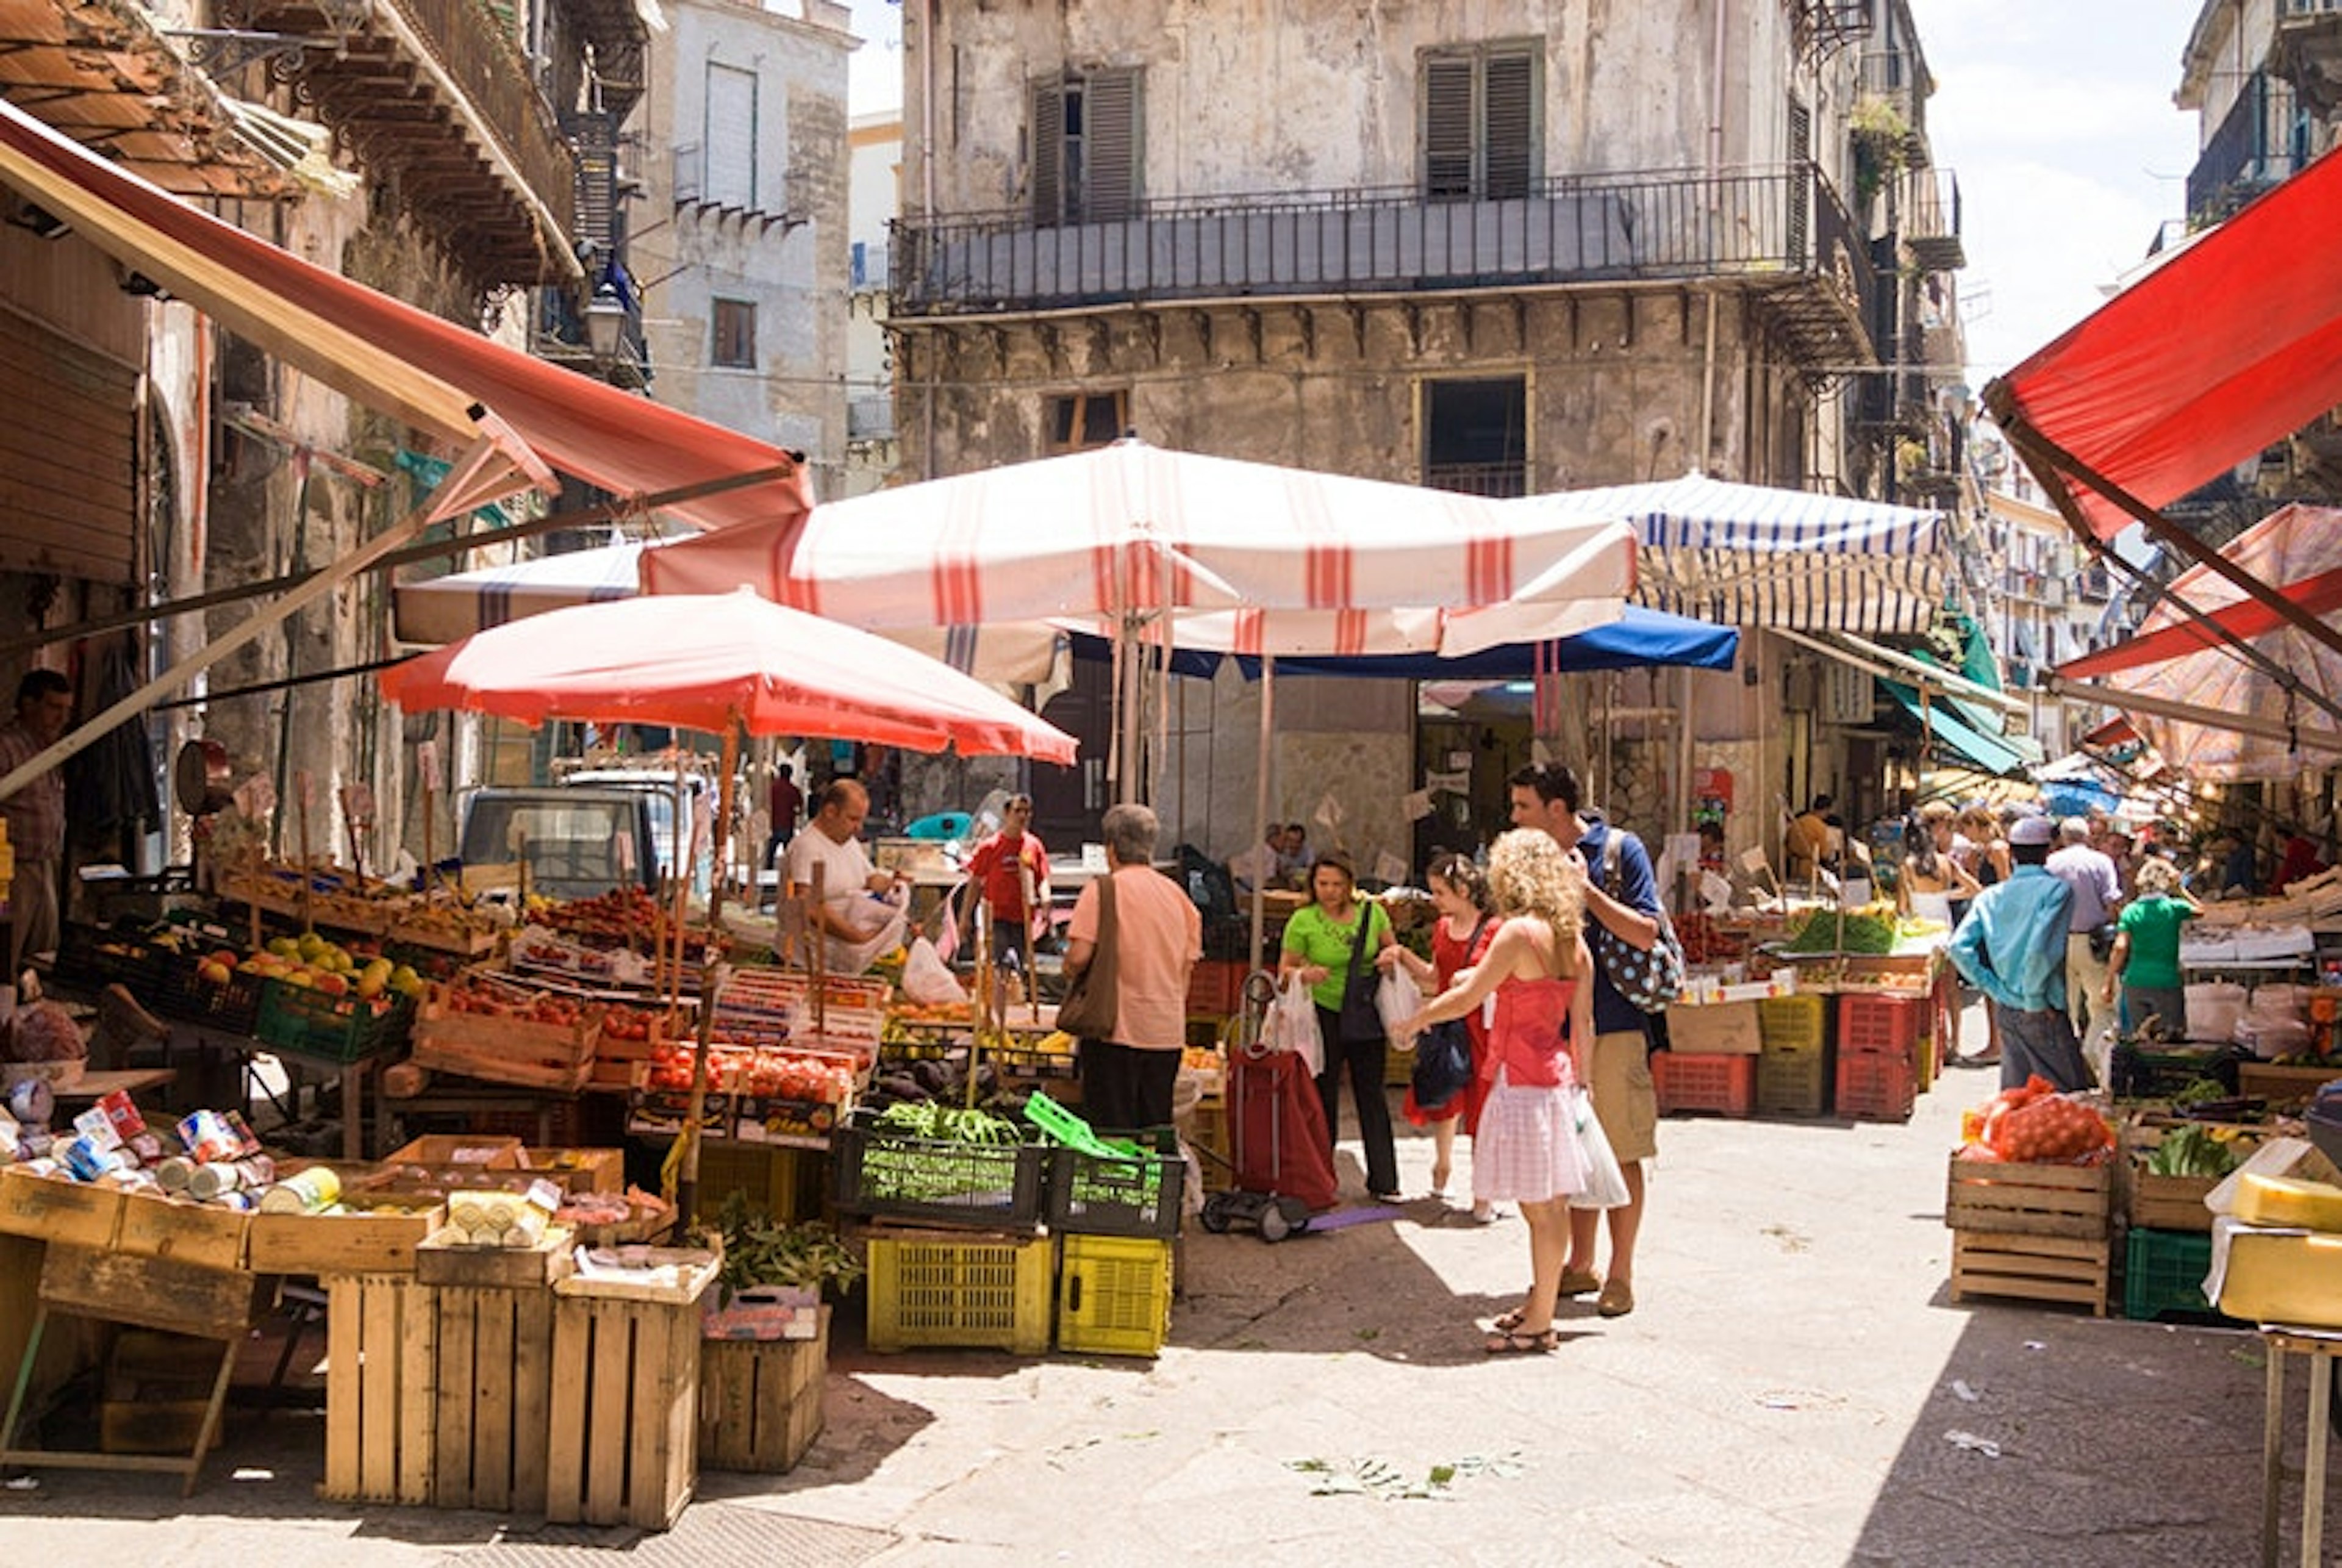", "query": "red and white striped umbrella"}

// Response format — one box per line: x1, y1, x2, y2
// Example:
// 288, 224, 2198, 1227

637, 439, 1635, 630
